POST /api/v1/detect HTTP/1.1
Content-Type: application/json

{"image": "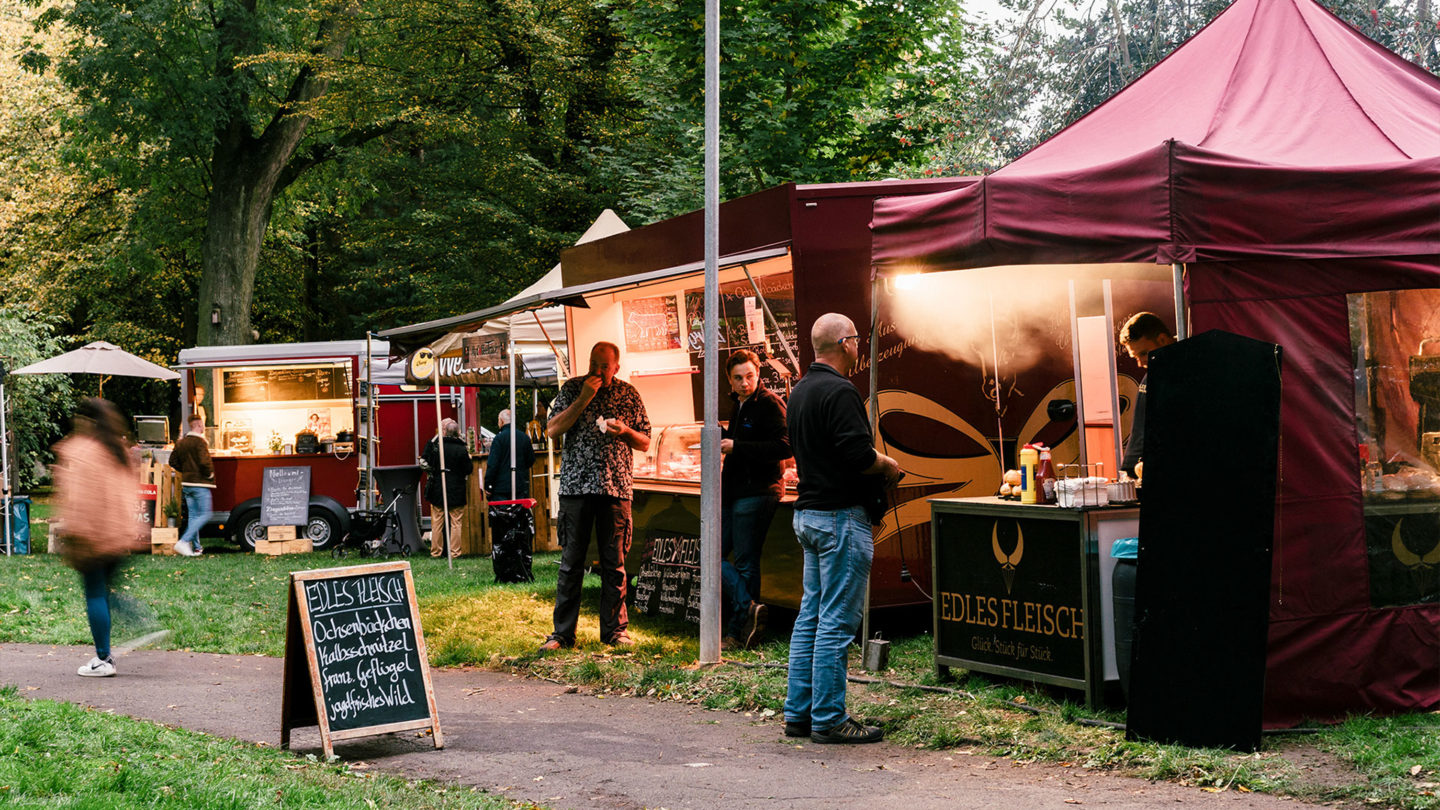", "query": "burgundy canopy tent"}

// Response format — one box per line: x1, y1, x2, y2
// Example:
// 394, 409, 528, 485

872, 0, 1440, 725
